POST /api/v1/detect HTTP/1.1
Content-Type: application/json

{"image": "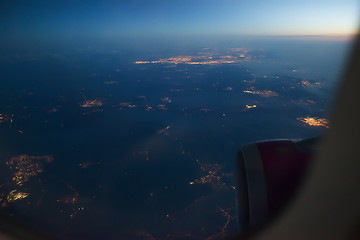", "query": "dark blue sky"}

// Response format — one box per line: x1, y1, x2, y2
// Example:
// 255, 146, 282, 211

1, 0, 358, 43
